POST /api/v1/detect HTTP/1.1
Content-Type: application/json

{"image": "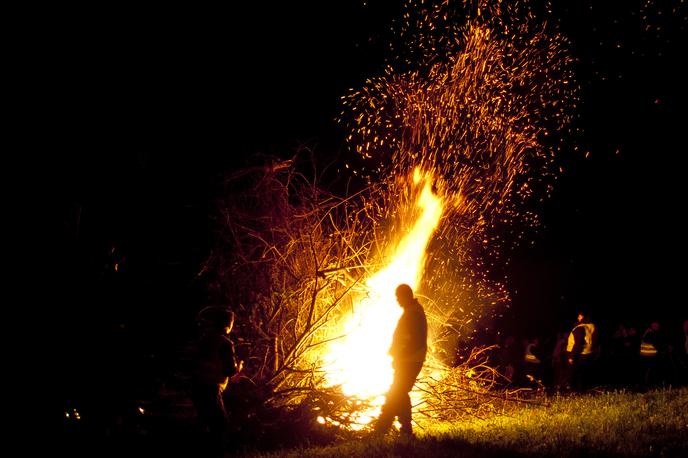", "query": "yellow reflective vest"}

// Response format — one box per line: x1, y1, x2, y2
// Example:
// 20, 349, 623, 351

640, 329, 658, 357
524, 343, 541, 364
566, 323, 596, 355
